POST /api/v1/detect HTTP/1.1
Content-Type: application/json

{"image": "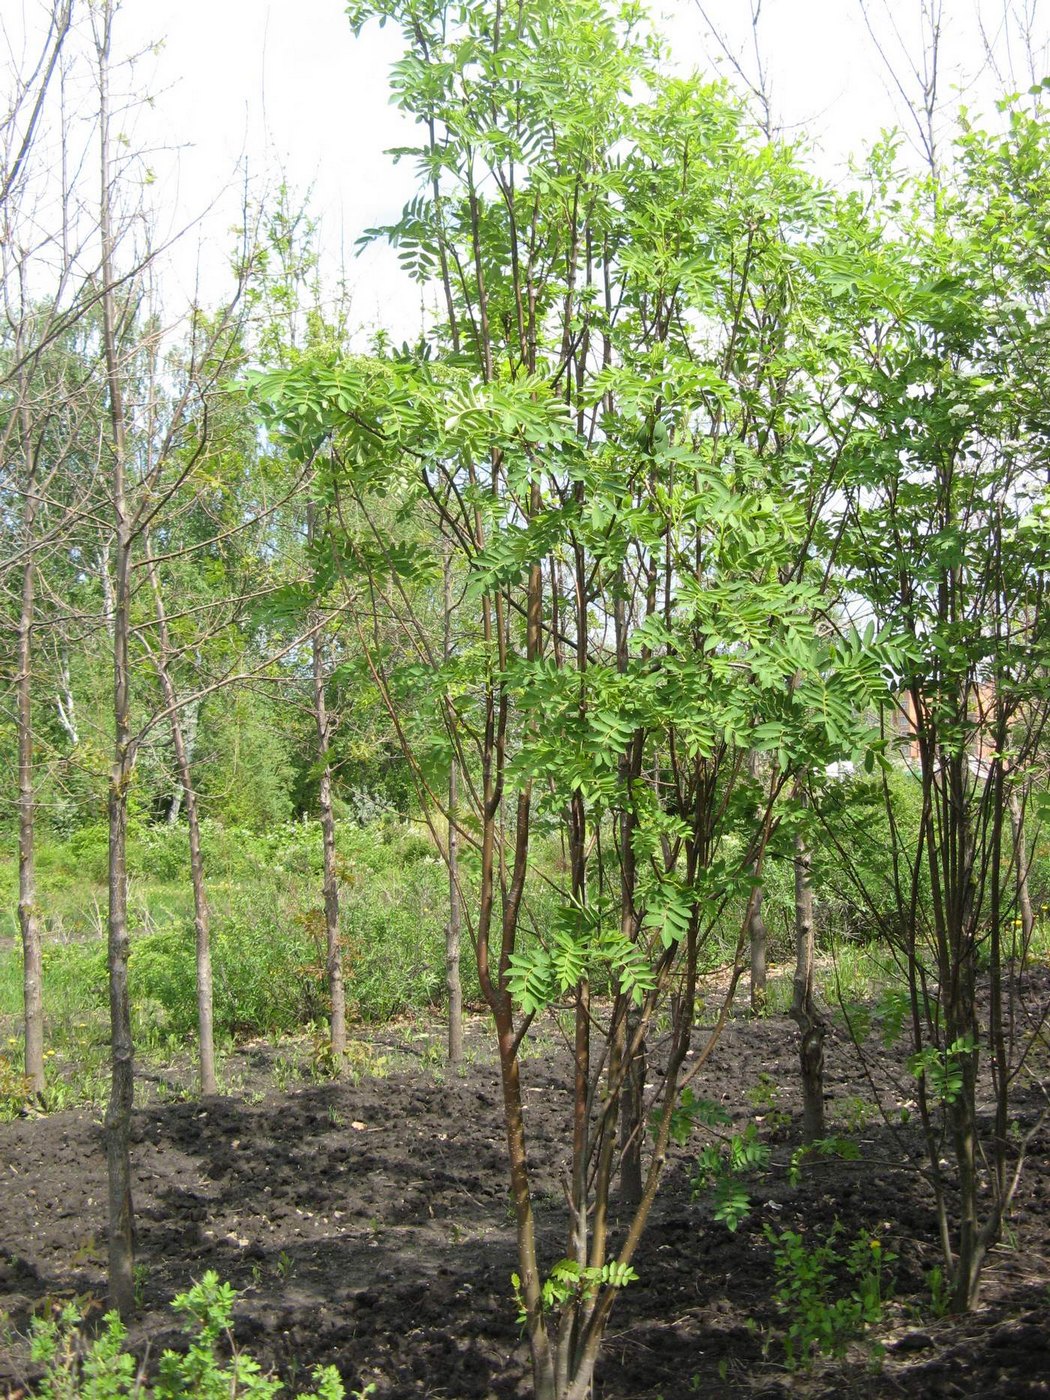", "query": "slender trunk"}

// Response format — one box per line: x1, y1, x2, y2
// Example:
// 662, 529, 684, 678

99, 3, 135, 1317
55, 649, 79, 747
185, 768, 216, 1094
791, 799, 824, 1144
444, 547, 463, 1064
748, 882, 768, 1014
618, 1007, 645, 1207
1008, 790, 1035, 958
446, 761, 463, 1064
308, 505, 345, 1061
747, 750, 767, 1012
17, 422, 45, 1100
144, 548, 216, 1095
